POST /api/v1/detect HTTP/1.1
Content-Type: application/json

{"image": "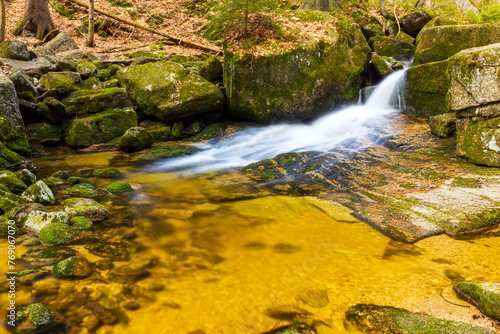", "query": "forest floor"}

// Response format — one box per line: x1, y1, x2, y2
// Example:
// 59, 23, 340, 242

4, 0, 391, 58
